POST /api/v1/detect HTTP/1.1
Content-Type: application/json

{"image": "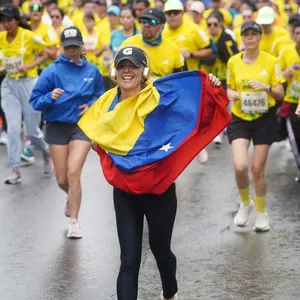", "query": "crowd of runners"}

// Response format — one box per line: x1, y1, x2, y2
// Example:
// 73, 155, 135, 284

0, 0, 300, 292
